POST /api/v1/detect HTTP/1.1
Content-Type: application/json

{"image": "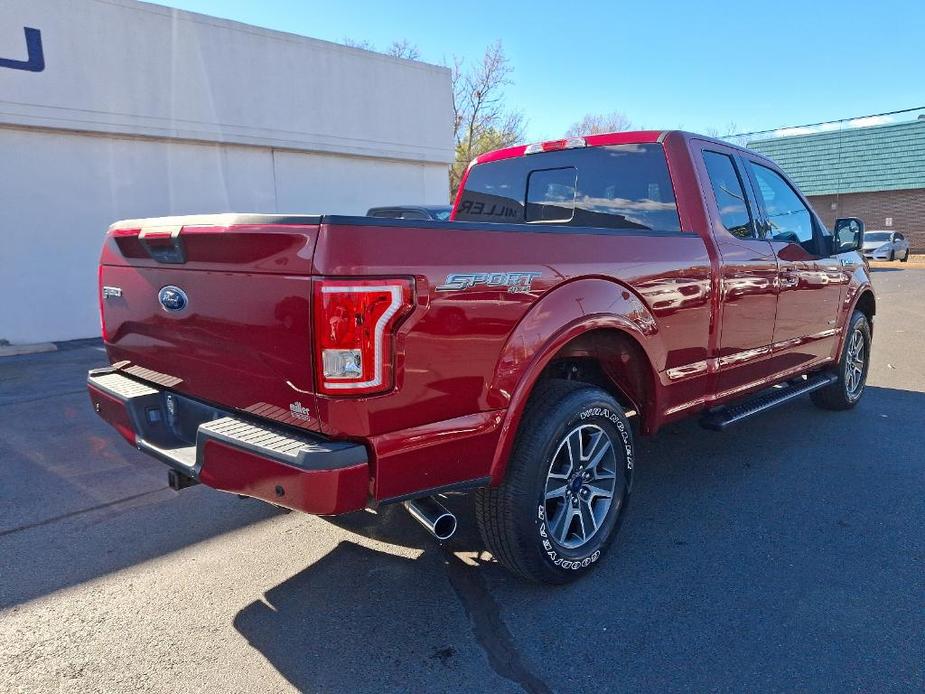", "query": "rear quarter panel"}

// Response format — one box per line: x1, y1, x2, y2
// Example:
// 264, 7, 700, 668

312, 219, 713, 499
